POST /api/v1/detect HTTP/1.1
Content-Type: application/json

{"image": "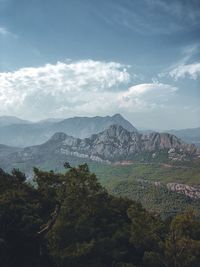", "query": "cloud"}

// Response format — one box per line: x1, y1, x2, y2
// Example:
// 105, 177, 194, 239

158, 44, 200, 80
0, 26, 17, 38
118, 82, 178, 111
169, 62, 200, 80
96, 0, 200, 37
0, 26, 9, 35
0, 60, 130, 118
181, 44, 199, 61
0, 60, 178, 119
150, 0, 200, 25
